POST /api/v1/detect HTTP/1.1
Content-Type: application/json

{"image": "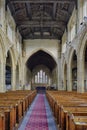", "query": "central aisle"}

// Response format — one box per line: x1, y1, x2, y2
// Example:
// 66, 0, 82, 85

18, 94, 58, 130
